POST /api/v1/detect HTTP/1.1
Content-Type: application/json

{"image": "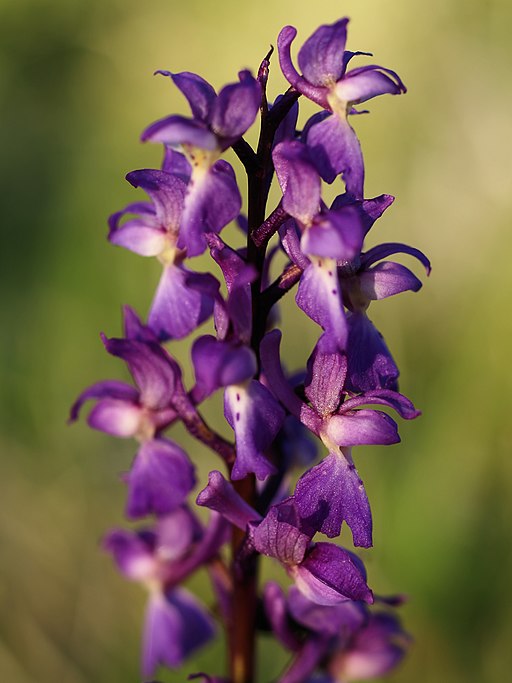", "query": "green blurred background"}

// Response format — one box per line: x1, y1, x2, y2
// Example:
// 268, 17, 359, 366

1, 0, 511, 681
